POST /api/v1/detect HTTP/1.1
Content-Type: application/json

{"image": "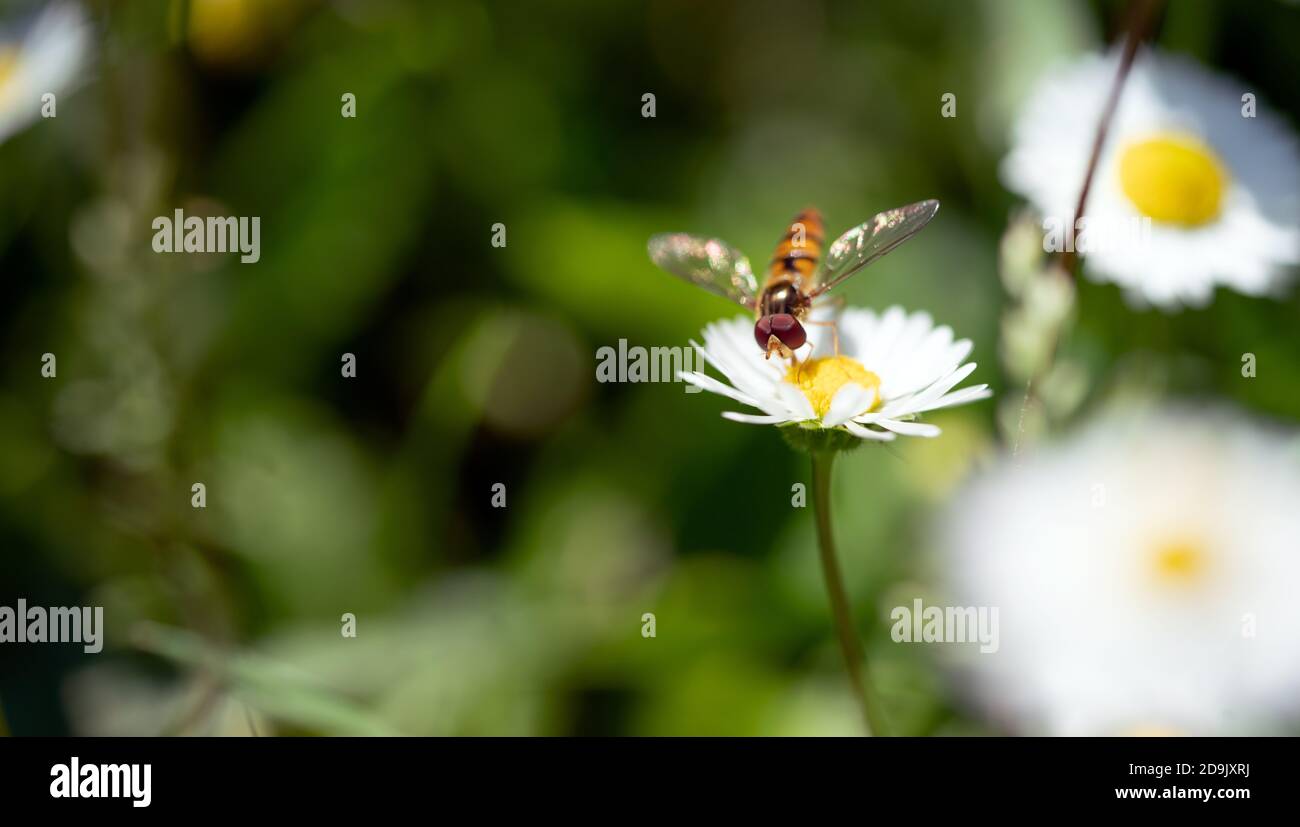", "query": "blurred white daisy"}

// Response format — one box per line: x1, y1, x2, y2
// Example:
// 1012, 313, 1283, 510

0, 3, 89, 145
680, 306, 991, 442
940, 407, 1300, 735
1002, 49, 1300, 308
